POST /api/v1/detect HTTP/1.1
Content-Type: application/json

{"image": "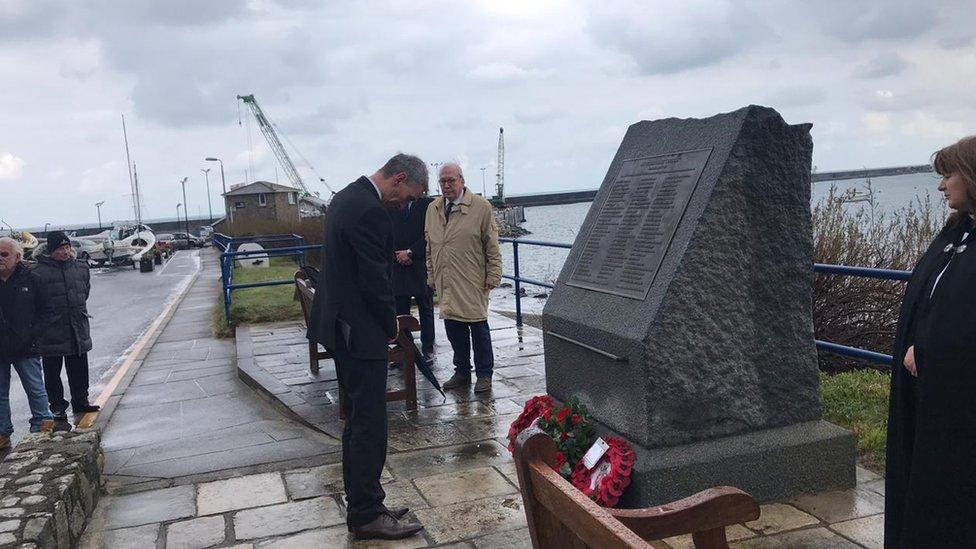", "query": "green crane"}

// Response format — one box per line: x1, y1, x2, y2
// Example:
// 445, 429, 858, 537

237, 94, 335, 198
